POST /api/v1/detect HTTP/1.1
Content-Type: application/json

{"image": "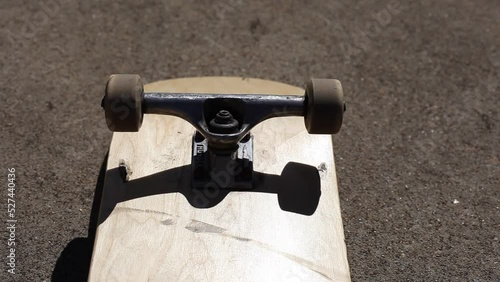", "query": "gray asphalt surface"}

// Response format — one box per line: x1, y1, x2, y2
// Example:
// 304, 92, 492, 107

1, 0, 499, 281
